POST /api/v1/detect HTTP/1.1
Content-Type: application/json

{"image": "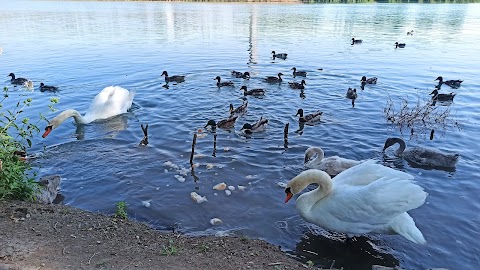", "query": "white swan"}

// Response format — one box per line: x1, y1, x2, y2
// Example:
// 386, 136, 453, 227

304, 147, 363, 176
42, 86, 135, 137
285, 160, 427, 244
383, 137, 459, 168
